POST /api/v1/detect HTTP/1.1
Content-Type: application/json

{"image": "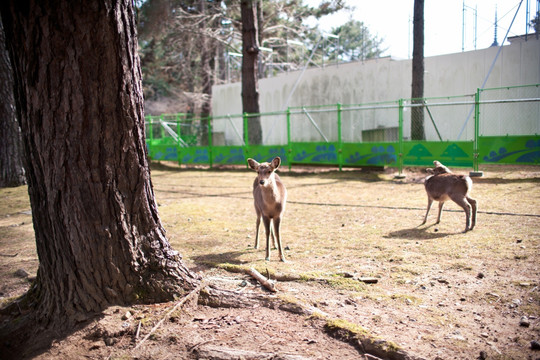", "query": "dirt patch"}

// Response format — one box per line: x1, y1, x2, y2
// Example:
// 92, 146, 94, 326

1, 163, 539, 359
